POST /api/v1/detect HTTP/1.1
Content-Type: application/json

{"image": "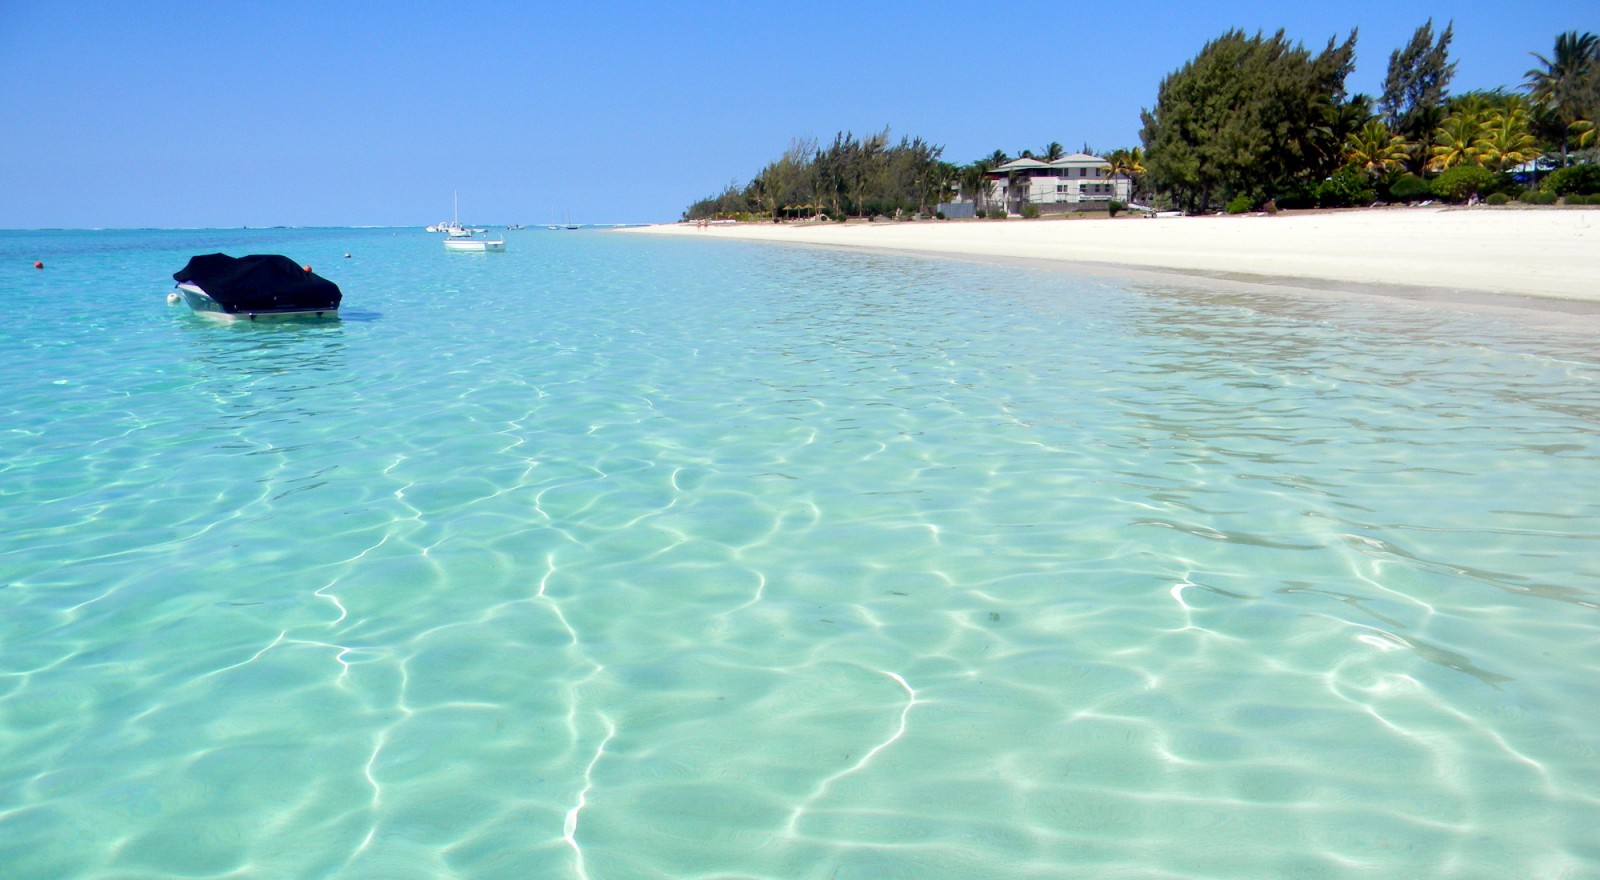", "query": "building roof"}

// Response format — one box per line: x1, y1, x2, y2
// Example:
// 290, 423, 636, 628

993, 157, 1052, 171
1050, 153, 1105, 165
